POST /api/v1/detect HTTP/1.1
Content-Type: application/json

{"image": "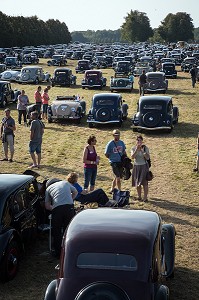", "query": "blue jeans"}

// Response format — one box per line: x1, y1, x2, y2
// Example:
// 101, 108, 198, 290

84, 167, 97, 189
